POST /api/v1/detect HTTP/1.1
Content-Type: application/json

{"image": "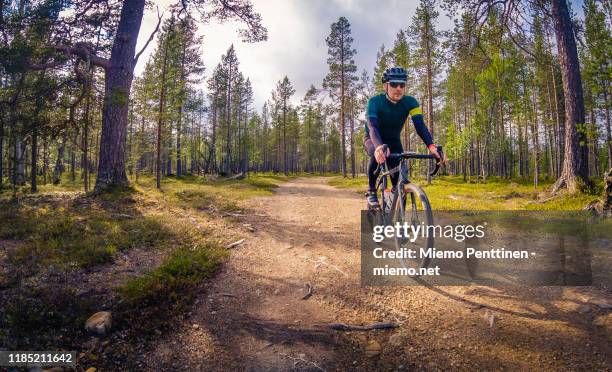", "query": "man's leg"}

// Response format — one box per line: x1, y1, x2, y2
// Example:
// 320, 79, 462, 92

388, 142, 404, 188
364, 138, 380, 207
367, 155, 378, 192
